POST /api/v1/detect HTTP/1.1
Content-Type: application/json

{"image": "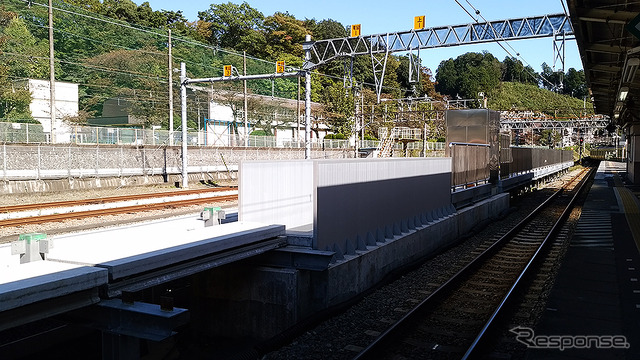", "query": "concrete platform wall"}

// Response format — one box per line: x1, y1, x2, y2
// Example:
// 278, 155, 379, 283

191, 265, 308, 340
